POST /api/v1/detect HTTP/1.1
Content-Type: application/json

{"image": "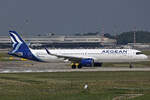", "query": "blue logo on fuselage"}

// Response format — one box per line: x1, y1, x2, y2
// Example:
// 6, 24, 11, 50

101, 50, 127, 54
